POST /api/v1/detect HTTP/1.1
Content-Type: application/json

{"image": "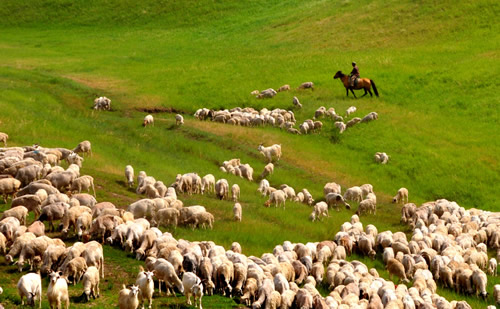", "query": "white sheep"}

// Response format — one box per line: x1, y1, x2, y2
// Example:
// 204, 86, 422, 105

298, 82, 314, 90
175, 114, 184, 126
260, 163, 274, 179
73, 140, 92, 157
393, 188, 409, 204
264, 190, 286, 209
489, 258, 497, 276
257, 144, 281, 163
343, 186, 363, 202
231, 184, 240, 202
278, 84, 291, 92
17, 272, 42, 308
334, 121, 346, 134
374, 152, 389, 164
93, 96, 111, 110
292, 96, 302, 109
125, 165, 134, 188
201, 174, 215, 194
361, 111, 378, 123
311, 202, 329, 221
82, 266, 100, 302
250, 90, 260, 96
0, 132, 9, 147
182, 272, 203, 307
233, 203, 242, 222
143, 115, 154, 127
47, 271, 70, 309
71, 175, 96, 197
345, 106, 357, 117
